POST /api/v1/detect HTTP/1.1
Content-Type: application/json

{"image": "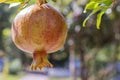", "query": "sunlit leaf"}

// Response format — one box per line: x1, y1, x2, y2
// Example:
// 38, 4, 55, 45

84, 1, 99, 11
91, 0, 112, 6
96, 11, 105, 29
9, 2, 21, 8
83, 13, 93, 27
83, 0, 113, 28
0, 0, 23, 4
83, 6, 102, 27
